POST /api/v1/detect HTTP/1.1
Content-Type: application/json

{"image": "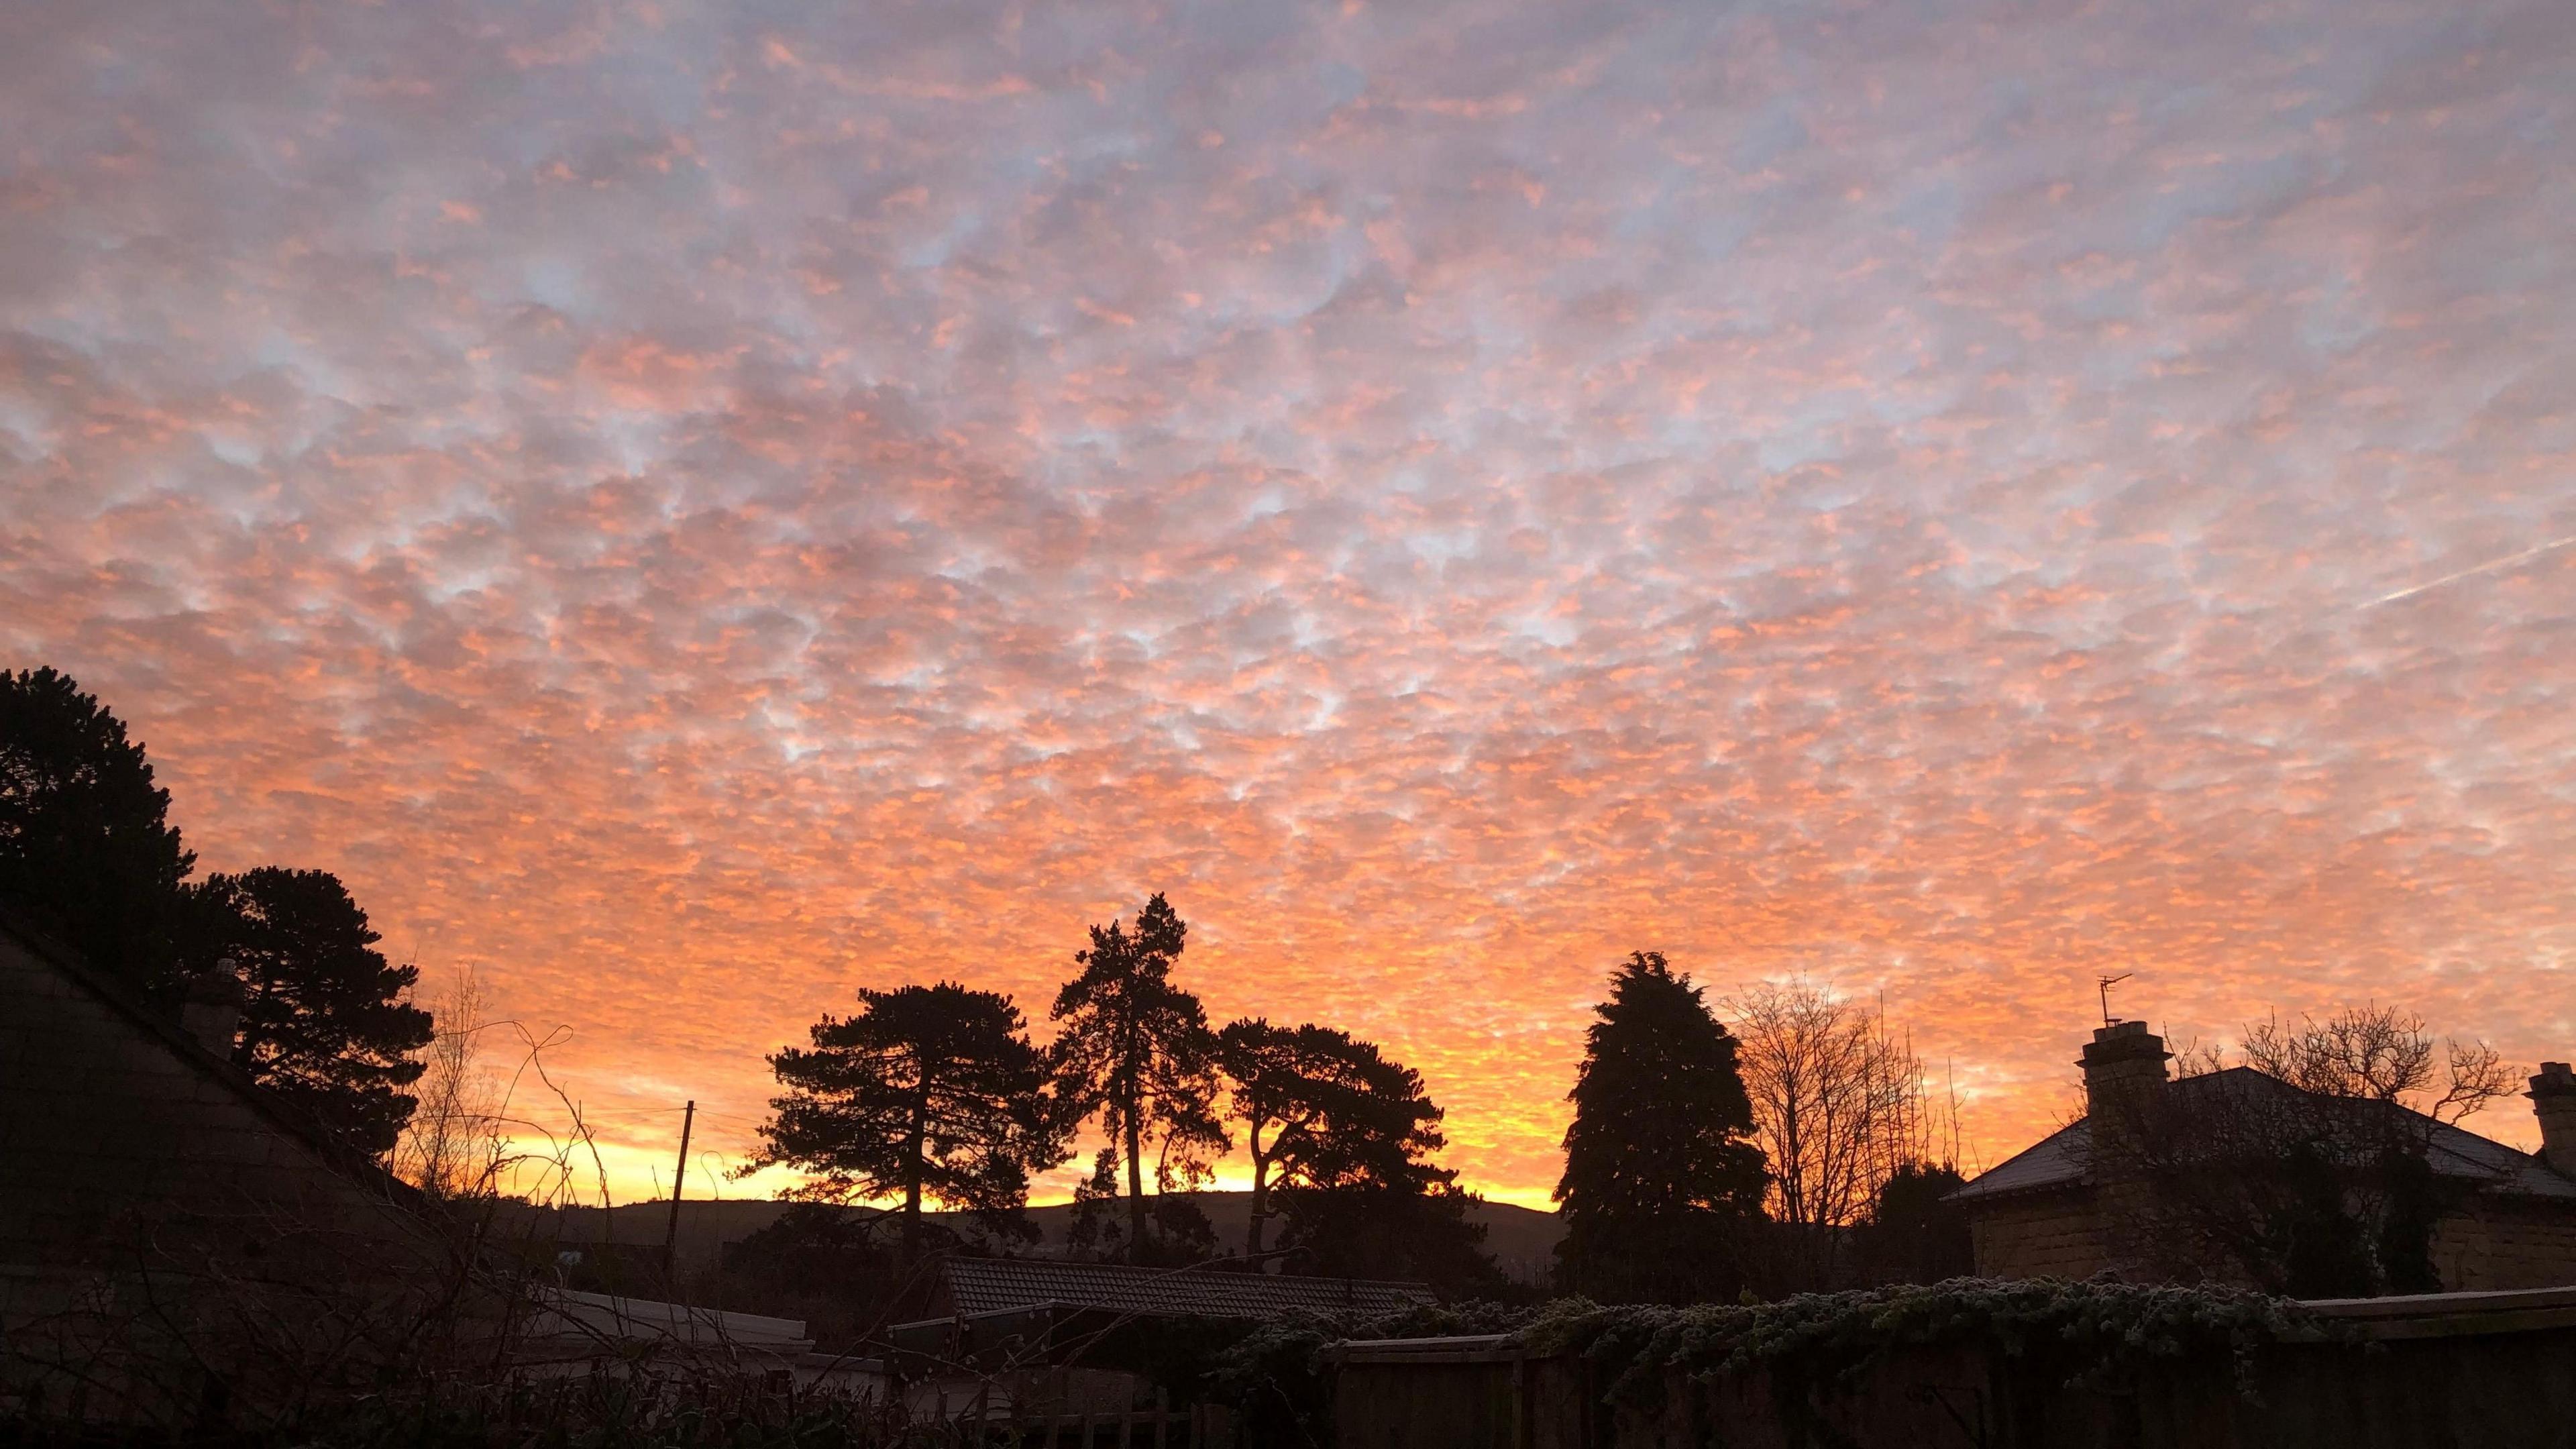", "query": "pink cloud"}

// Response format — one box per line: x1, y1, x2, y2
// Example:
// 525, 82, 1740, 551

2, 0, 2573, 1203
